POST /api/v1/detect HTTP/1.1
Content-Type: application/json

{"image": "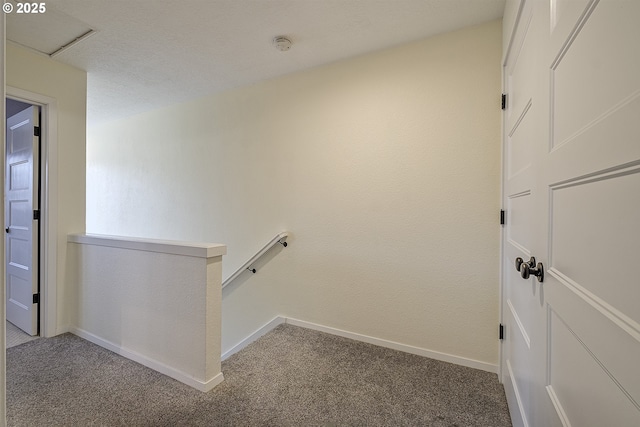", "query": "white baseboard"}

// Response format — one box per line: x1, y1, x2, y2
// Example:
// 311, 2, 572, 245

222, 316, 286, 360
69, 326, 224, 392
285, 318, 498, 373
222, 316, 497, 373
